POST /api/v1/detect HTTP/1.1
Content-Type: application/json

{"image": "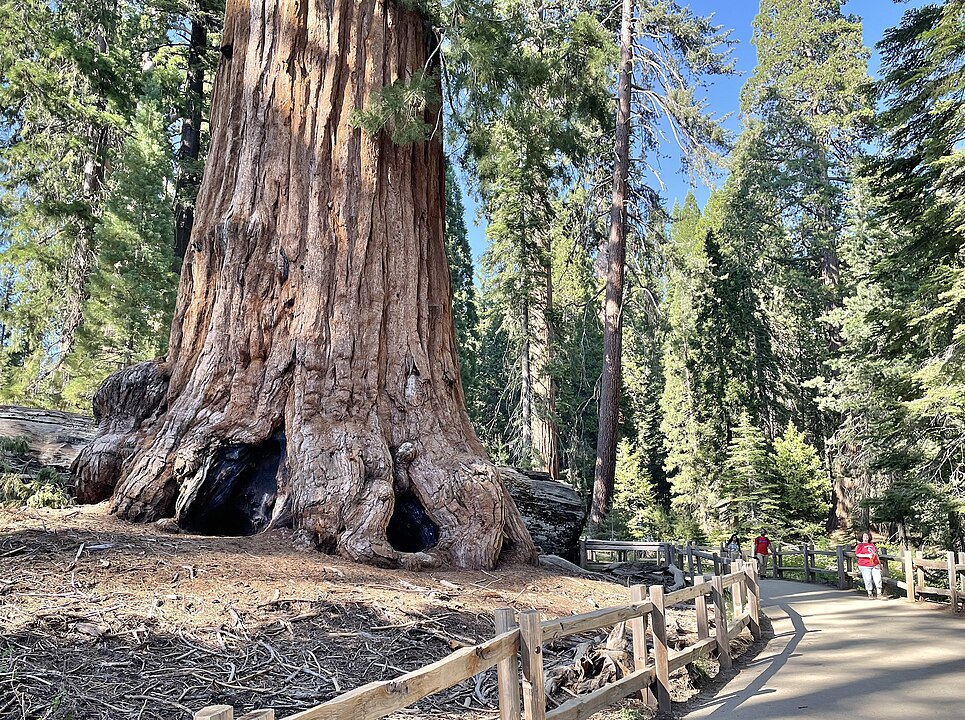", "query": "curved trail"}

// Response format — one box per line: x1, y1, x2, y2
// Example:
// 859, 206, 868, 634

682, 578, 965, 719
